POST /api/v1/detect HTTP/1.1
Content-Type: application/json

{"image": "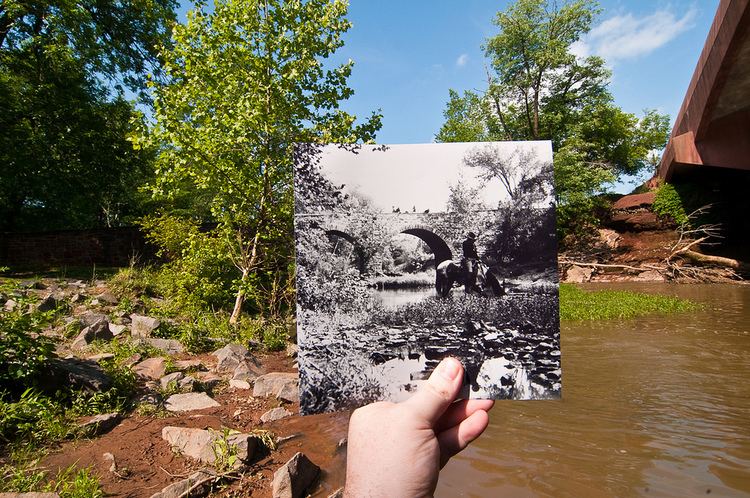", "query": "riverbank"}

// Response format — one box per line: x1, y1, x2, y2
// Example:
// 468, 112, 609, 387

0, 274, 707, 497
